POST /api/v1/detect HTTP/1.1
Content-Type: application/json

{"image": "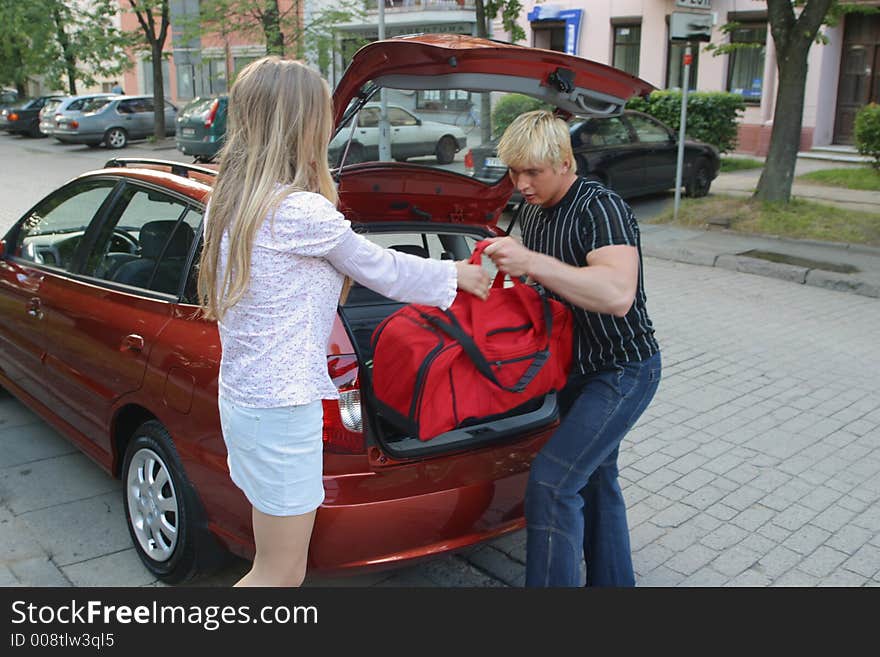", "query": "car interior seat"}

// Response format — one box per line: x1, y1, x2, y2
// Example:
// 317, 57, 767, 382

112, 220, 194, 294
